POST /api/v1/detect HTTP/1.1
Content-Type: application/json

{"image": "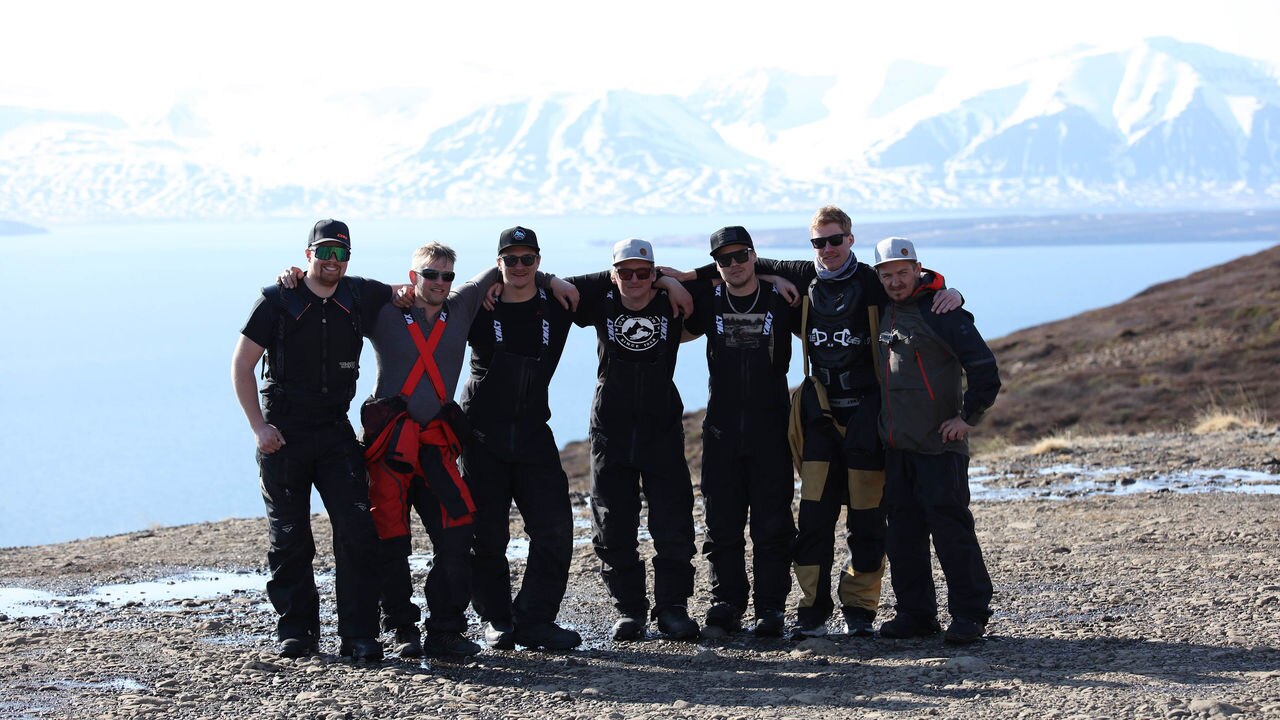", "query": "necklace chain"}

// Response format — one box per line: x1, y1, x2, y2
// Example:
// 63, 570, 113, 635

725, 285, 761, 314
